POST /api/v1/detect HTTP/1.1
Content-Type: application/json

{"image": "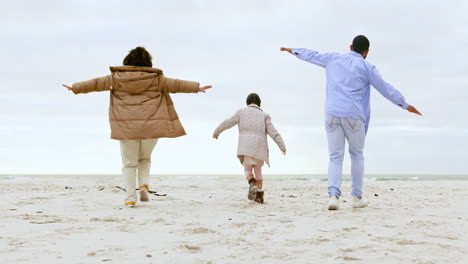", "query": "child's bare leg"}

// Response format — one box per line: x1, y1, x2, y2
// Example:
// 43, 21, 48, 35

244, 165, 257, 200
253, 165, 264, 203
253, 165, 263, 190
244, 165, 255, 182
